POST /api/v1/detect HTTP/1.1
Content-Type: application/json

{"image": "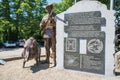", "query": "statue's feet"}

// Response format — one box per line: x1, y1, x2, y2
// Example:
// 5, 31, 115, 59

53, 63, 56, 67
